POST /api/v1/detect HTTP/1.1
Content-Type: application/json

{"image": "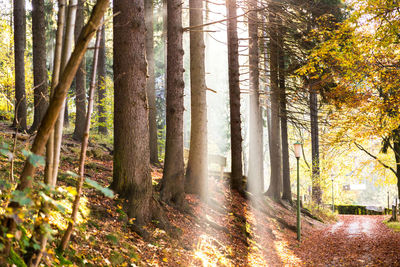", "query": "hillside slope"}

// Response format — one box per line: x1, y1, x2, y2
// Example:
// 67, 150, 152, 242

0, 123, 326, 266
